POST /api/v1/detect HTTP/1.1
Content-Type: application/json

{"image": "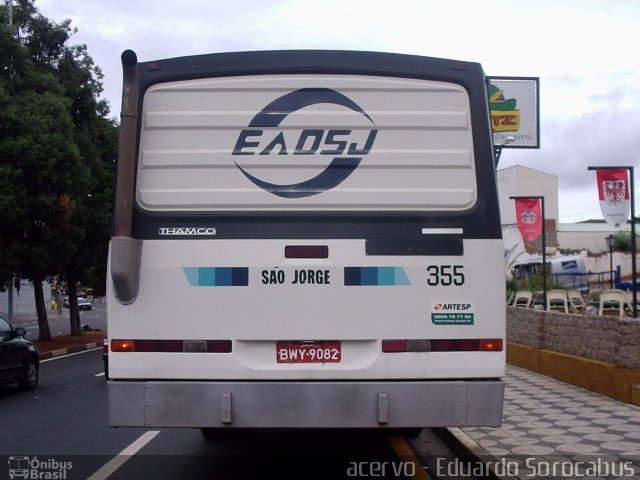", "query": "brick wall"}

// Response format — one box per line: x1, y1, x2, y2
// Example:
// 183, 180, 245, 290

507, 307, 640, 369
